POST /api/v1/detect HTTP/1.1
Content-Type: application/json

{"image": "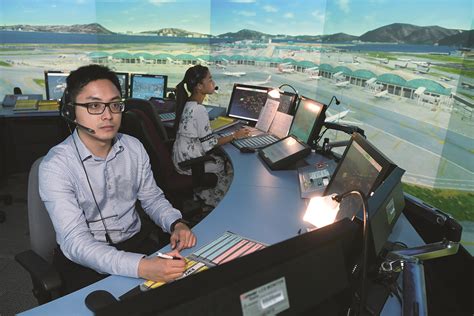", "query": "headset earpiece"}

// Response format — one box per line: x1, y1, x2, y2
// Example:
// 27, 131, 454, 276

60, 88, 75, 121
